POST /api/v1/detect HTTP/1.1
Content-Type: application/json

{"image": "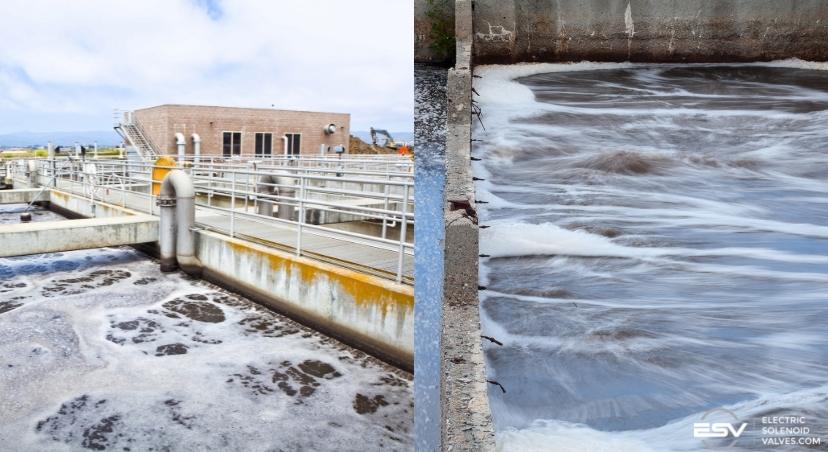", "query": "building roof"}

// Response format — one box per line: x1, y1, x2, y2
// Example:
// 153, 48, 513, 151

134, 104, 350, 117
